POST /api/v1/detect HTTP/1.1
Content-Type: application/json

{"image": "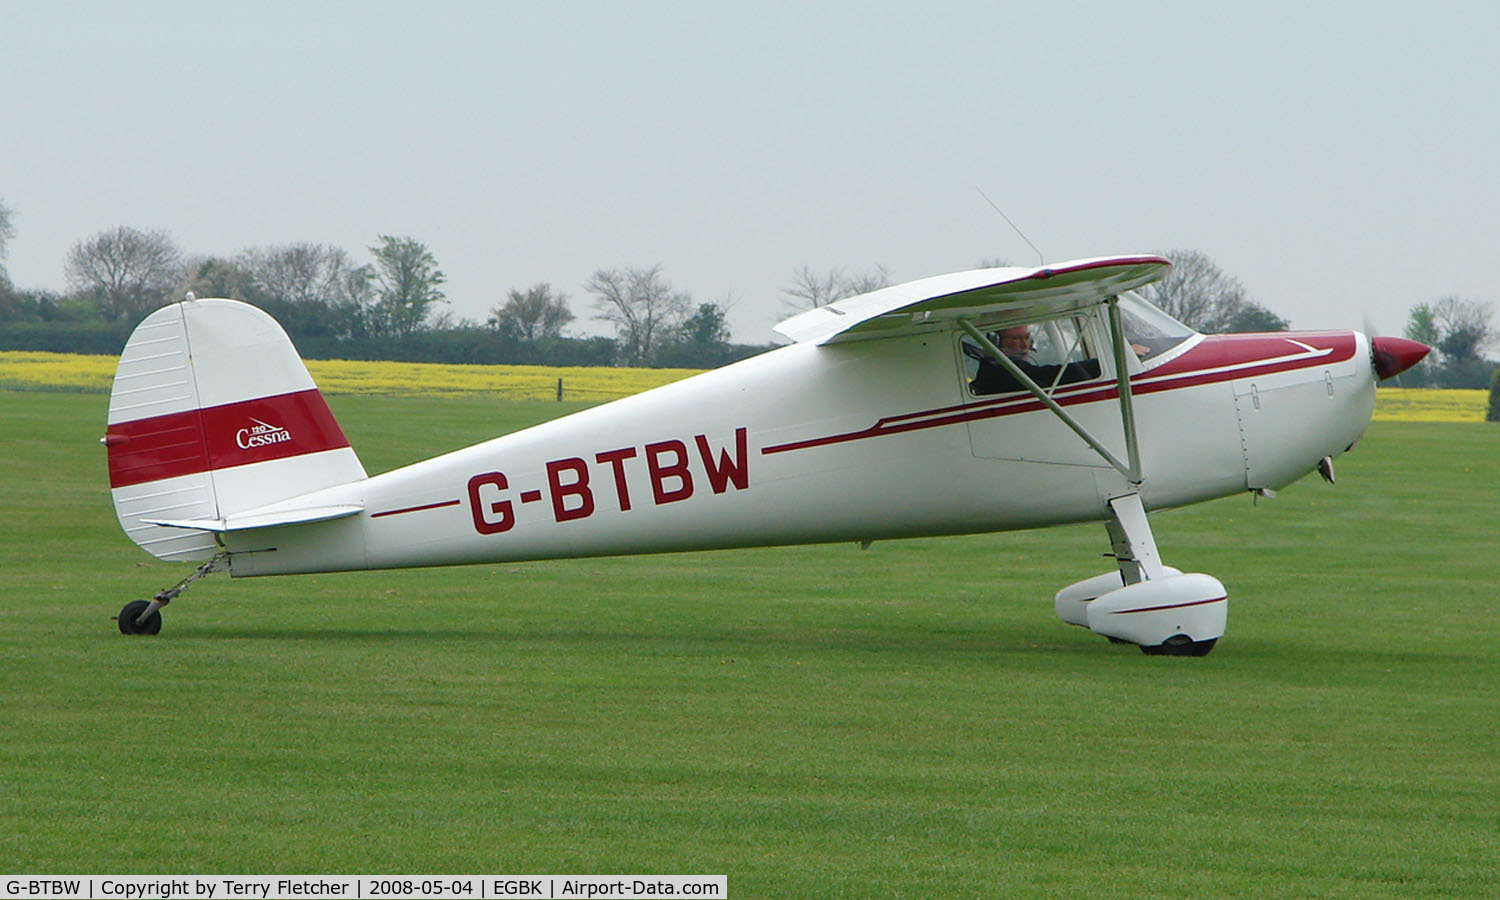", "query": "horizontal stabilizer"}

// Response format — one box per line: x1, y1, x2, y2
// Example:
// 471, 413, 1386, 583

145, 504, 364, 533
